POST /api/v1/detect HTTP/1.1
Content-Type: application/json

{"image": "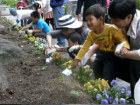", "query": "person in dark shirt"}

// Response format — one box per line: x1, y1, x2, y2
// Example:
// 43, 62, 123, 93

76, 0, 100, 22
76, 0, 106, 26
